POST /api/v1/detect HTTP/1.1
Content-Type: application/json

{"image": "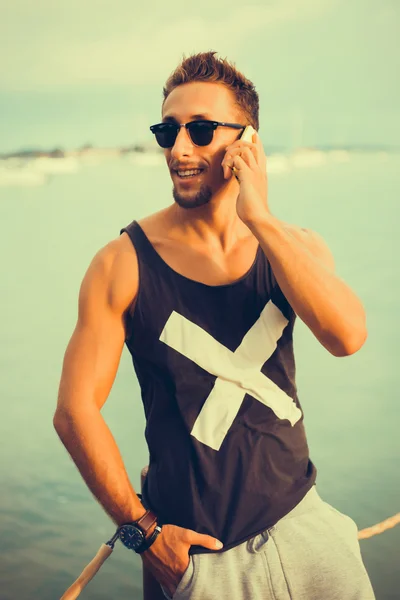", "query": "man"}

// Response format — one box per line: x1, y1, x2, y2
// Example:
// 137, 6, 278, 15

54, 51, 375, 599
